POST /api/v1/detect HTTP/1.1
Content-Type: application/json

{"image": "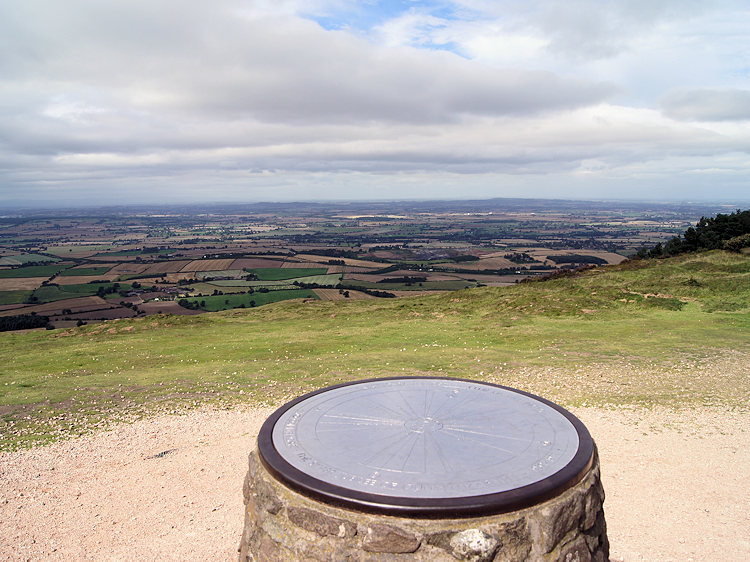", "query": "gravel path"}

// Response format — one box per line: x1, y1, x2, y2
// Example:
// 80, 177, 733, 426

1, 405, 748, 561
